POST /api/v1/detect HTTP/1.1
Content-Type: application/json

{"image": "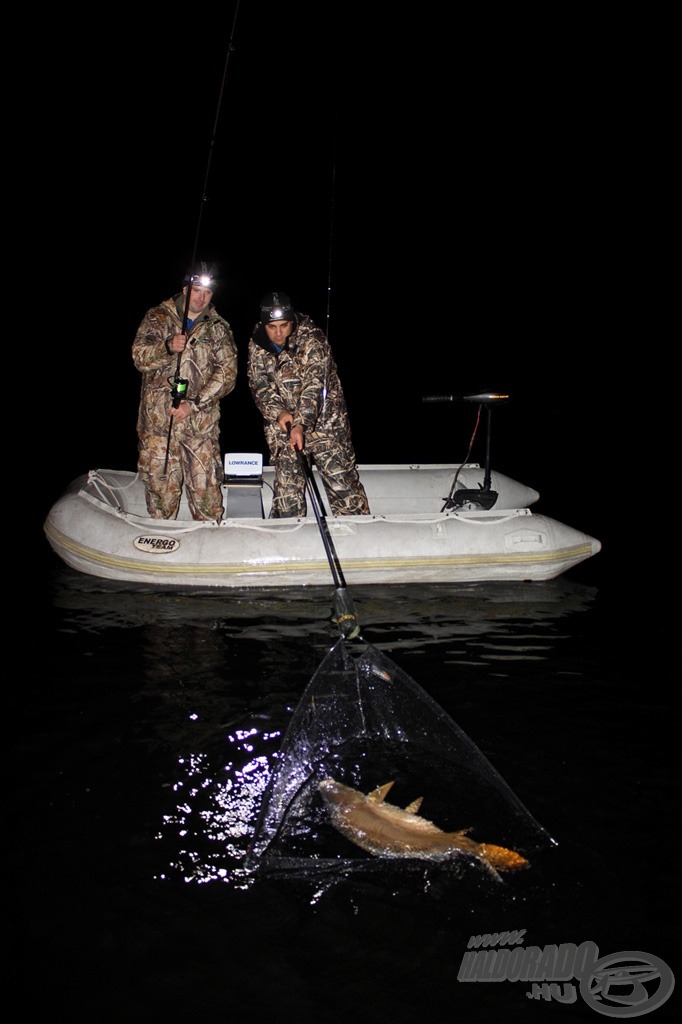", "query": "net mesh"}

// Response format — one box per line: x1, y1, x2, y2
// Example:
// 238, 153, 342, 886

246, 638, 555, 880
